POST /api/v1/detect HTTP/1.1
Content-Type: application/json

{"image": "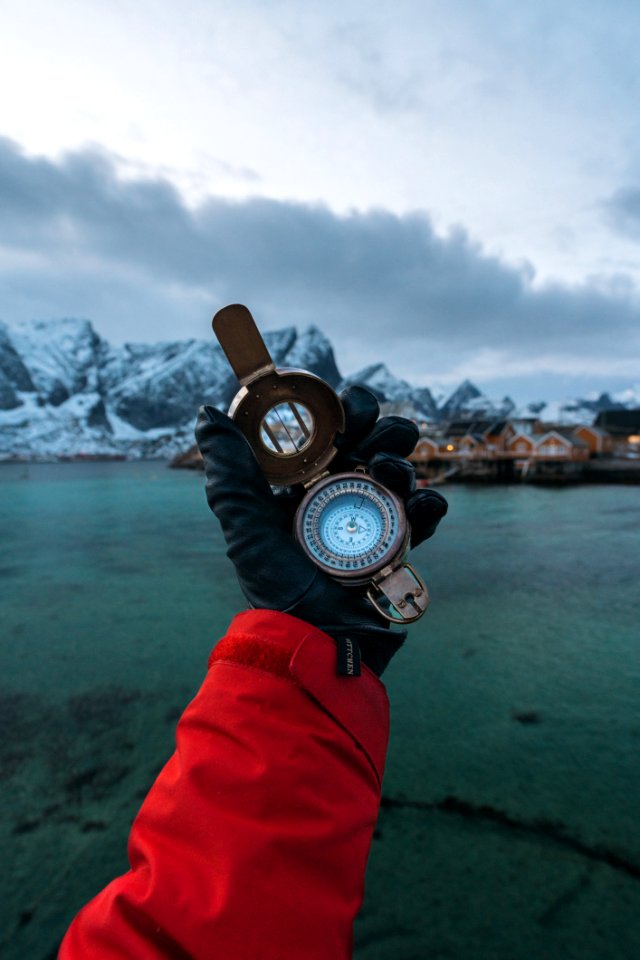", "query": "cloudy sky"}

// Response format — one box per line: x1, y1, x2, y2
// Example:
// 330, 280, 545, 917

1, 0, 639, 401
